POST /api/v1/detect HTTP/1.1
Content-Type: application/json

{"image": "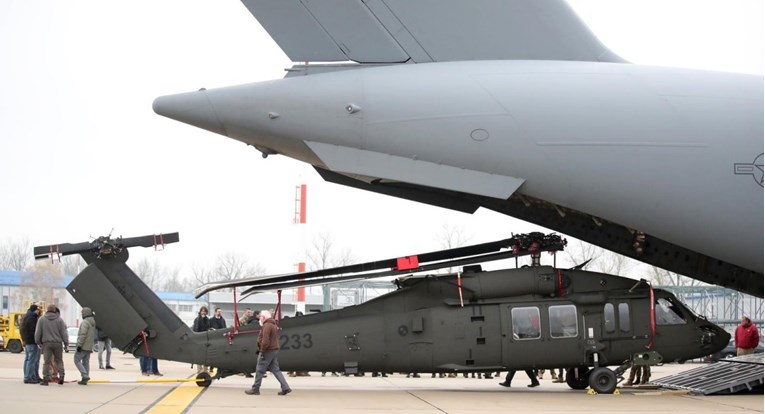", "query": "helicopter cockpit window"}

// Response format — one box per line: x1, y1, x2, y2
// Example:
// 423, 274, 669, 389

655, 297, 686, 325
549, 304, 578, 338
604, 303, 616, 333
511, 307, 541, 340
